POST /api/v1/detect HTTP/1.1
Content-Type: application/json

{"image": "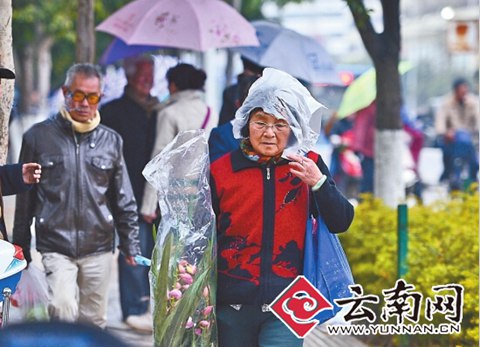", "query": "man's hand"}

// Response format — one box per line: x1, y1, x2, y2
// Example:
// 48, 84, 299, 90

142, 212, 158, 224
445, 129, 456, 142
22, 163, 42, 184
125, 255, 137, 266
